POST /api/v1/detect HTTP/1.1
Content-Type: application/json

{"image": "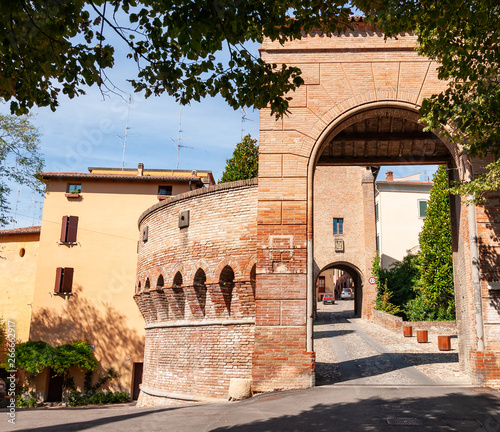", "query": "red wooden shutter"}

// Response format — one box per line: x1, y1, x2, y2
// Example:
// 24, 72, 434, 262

62, 268, 74, 293
54, 267, 63, 293
67, 216, 79, 243
60, 216, 69, 242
